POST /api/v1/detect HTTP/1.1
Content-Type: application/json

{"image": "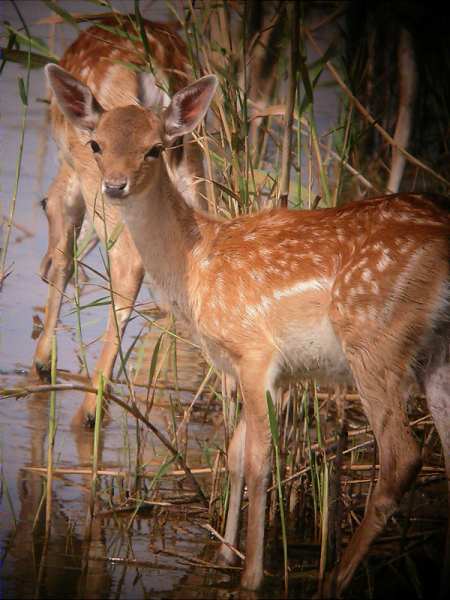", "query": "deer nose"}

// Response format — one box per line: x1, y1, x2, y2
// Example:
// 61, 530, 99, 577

103, 178, 129, 198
